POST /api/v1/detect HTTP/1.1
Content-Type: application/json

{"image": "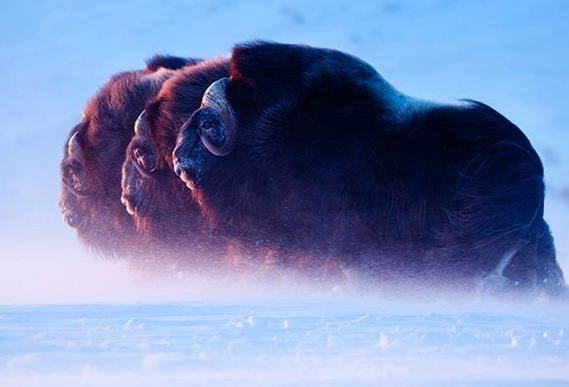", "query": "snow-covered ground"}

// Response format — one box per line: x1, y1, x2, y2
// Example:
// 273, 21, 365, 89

1, 301, 568, 386
0, 0, 568, 385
